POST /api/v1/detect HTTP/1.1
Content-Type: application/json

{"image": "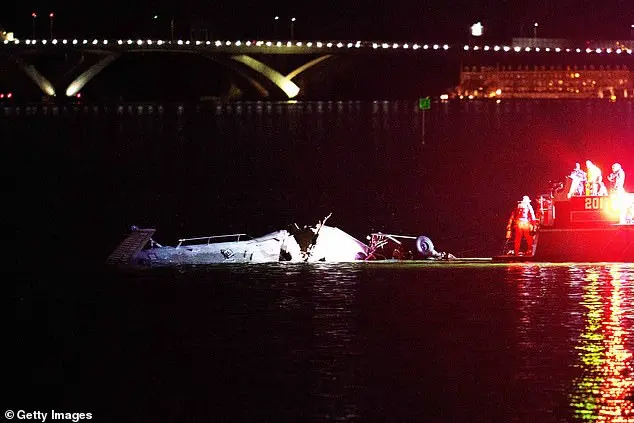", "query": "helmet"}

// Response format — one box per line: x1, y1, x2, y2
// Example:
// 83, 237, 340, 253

522, 195, 531, 203
612, 163, 622, 171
